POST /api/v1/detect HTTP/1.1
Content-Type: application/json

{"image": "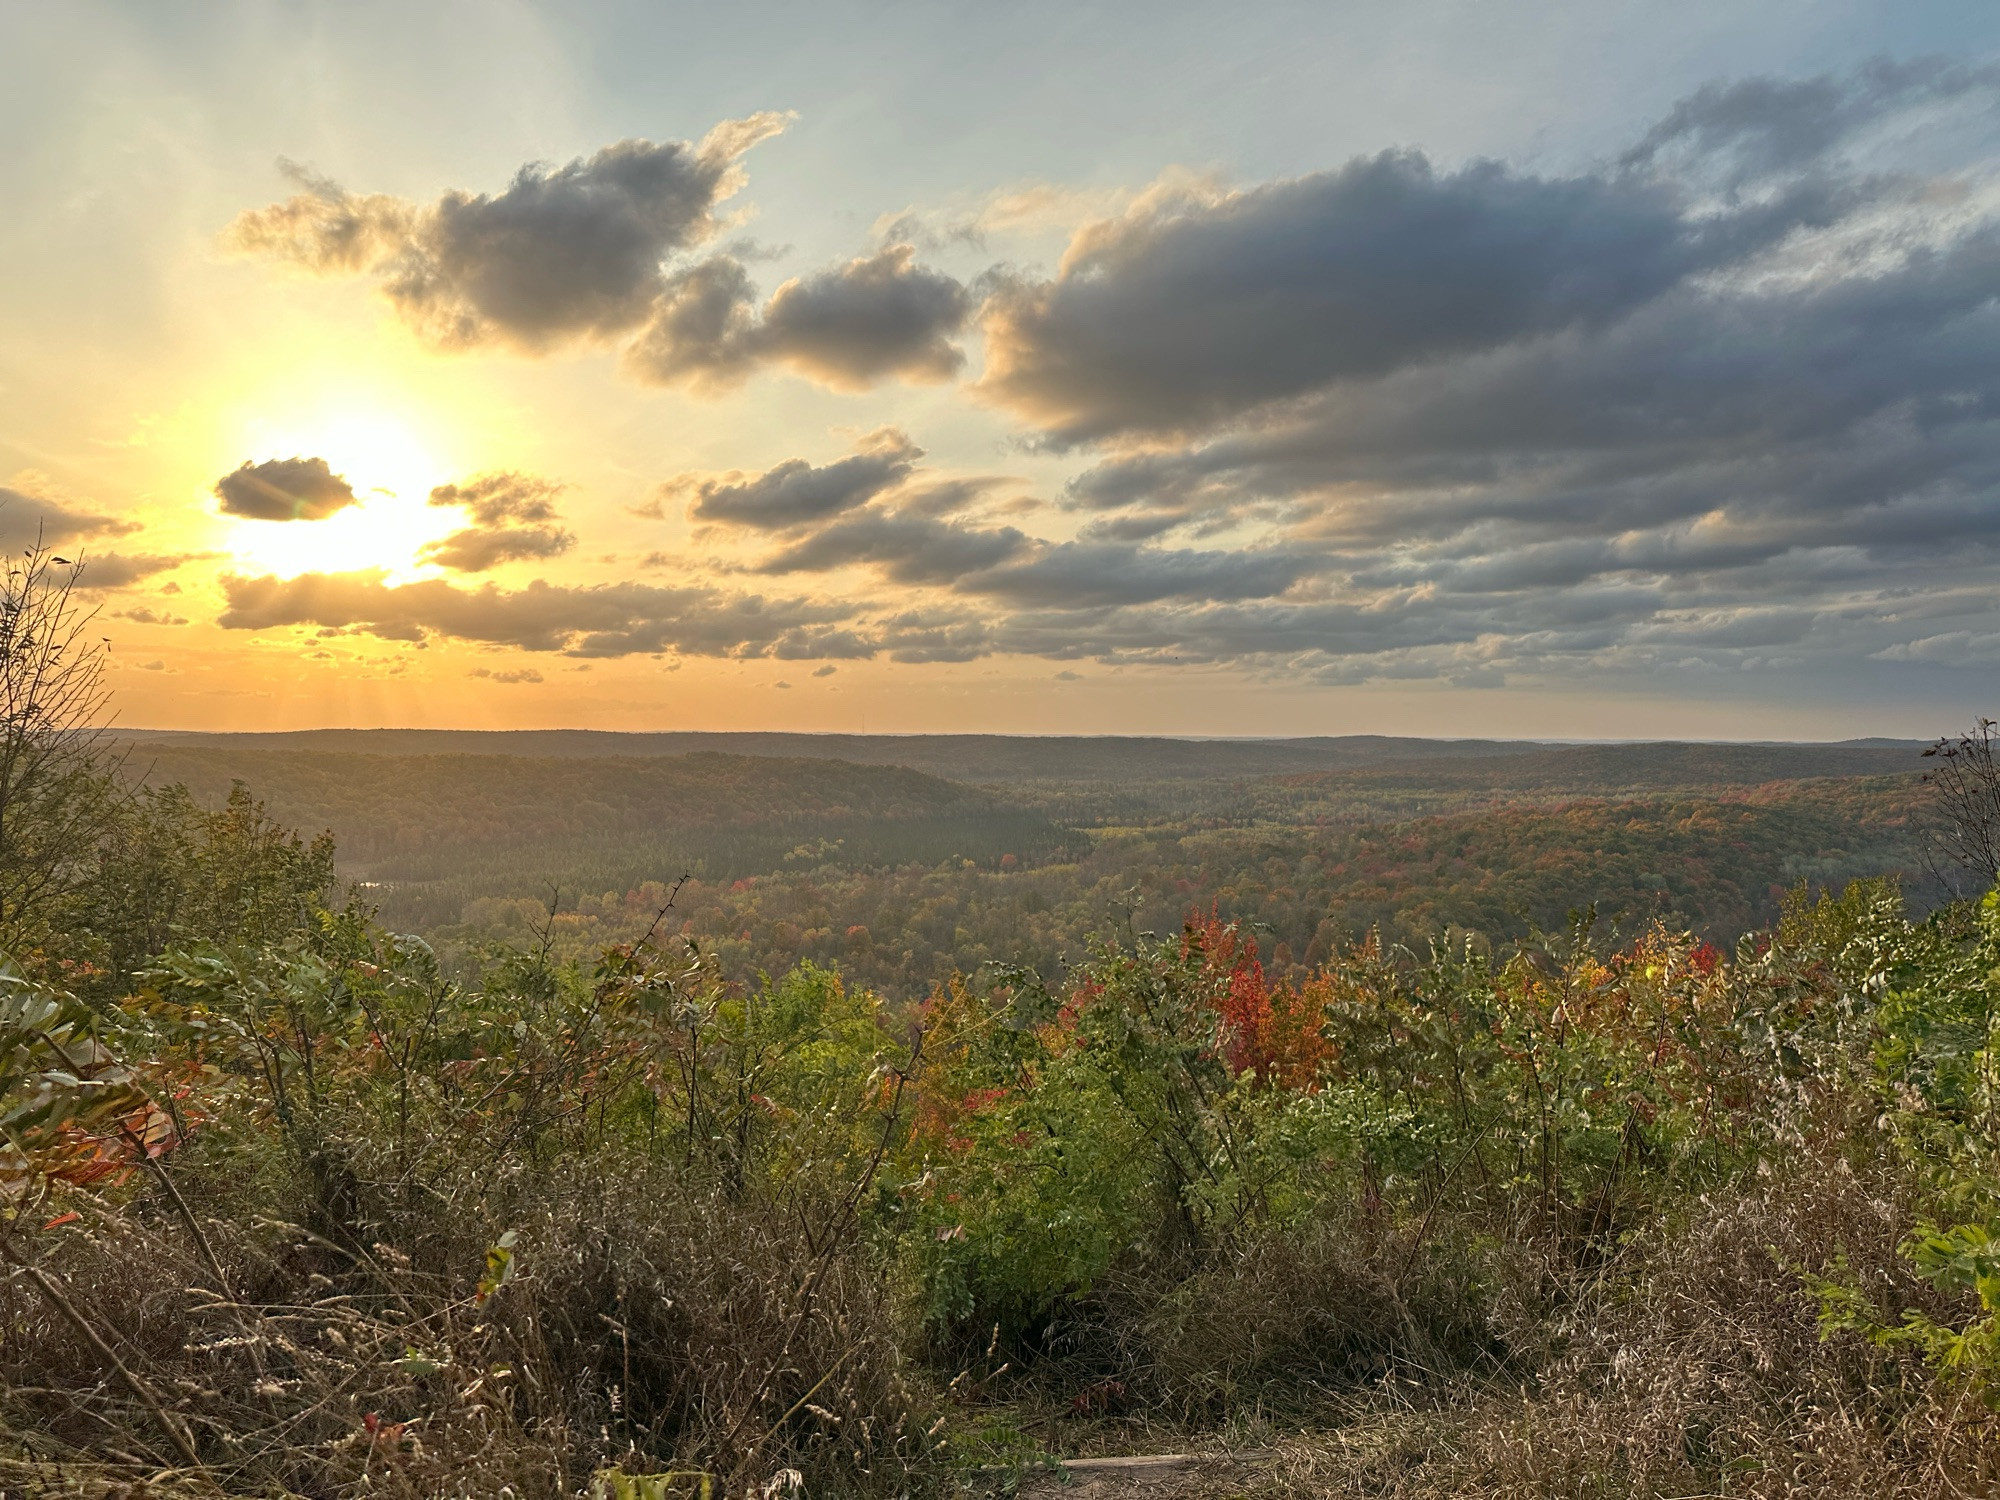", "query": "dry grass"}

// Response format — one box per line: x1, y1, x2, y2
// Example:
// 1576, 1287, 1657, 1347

1062, 1217, 1511, 1428
9, 1144, 1994, 1500
0, 1156, 930, 1498
1436, 1148, 2000, 1498
965, 1136, 2000, 1500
